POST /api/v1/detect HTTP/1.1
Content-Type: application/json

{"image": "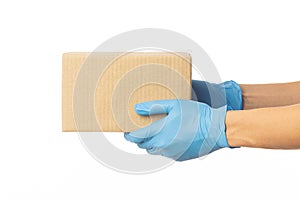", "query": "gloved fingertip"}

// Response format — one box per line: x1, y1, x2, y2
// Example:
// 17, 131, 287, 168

134, 104, 150, 115
146, 148, 162, 155
123, 132, 131, 140
137, 142, 148, 149
146, 148, 155, 154
124, 133, 141, 143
